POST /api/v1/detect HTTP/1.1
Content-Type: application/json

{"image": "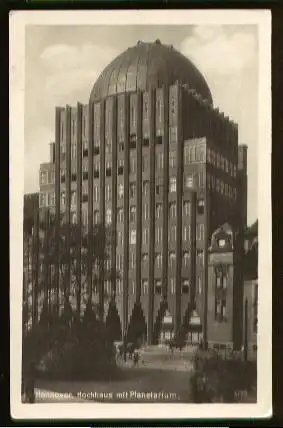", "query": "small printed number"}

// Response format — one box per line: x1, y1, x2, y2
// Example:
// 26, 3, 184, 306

234, 390, 248, 400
